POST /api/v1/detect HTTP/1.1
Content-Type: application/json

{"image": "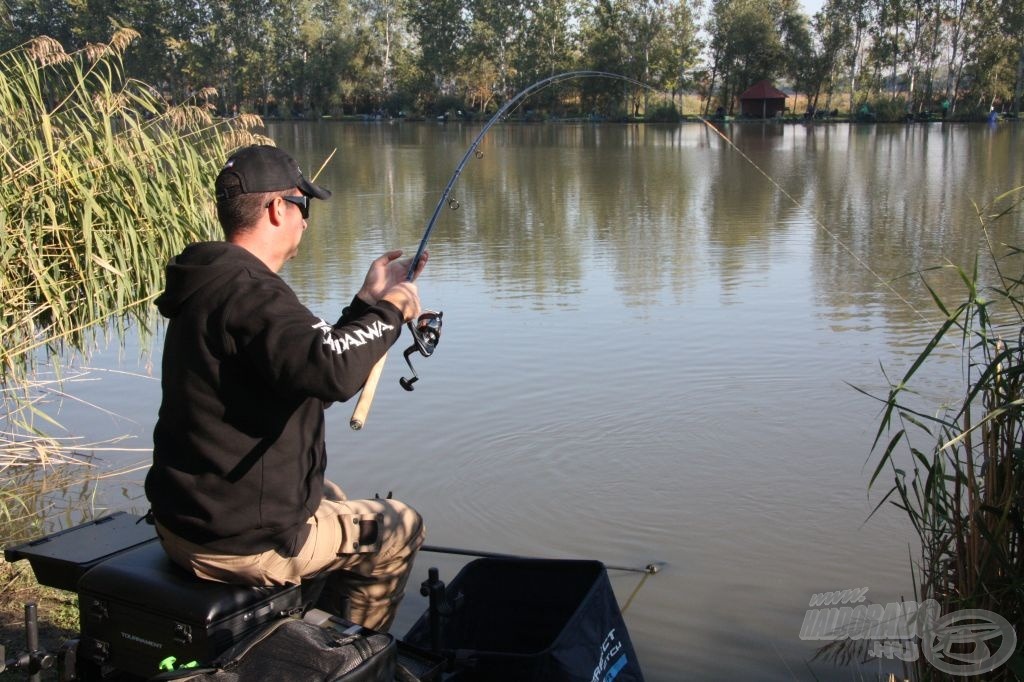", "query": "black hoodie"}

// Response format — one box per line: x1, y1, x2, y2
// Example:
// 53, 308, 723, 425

145, 242, 403, 555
